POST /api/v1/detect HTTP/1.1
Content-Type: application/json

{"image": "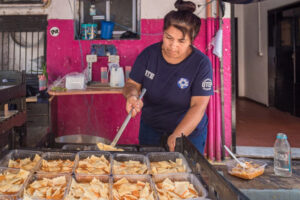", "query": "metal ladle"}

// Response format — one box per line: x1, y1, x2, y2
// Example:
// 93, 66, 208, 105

224, 145, 247, 168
